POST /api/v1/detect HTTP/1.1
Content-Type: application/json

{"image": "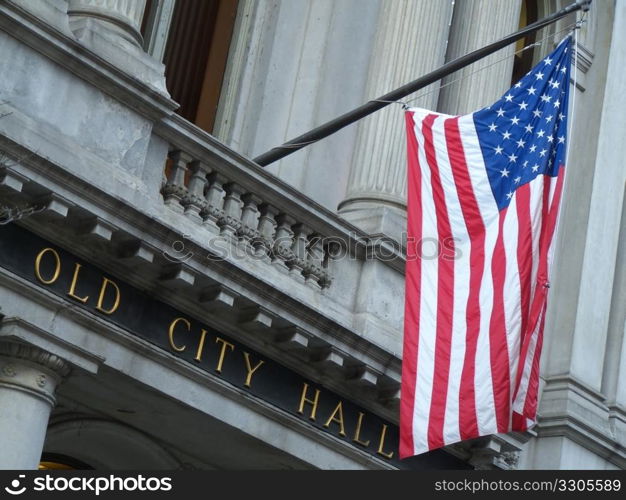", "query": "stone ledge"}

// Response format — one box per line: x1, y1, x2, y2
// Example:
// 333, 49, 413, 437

0, 1, 177, 121
539, 374, 612, 435
534, 416, 626, 469
534, 375, 626, 468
